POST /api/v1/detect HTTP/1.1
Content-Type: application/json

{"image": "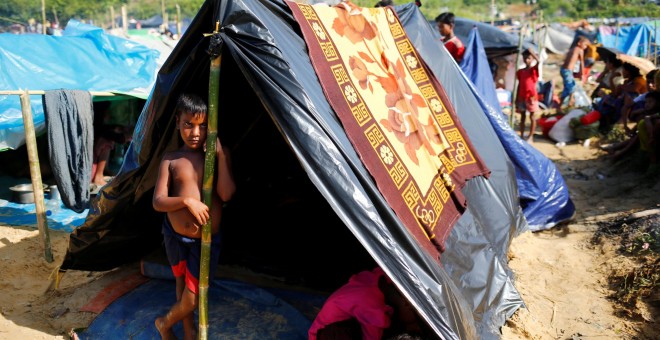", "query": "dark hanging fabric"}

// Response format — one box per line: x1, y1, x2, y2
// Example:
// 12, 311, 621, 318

43, 90, 93, 213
